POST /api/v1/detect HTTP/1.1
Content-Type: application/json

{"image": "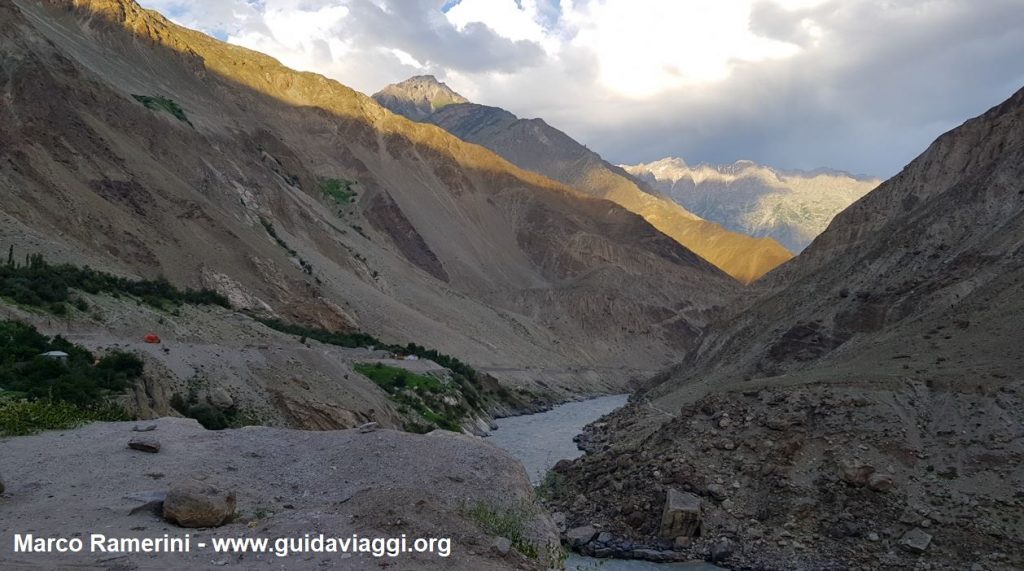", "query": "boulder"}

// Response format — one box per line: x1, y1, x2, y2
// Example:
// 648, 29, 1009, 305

565, 525, 598, 548
208, 388, 234, 411
838, 460, 875, 486
128, 438, 161, 453
162, 480, 236, 528
660, 488, 702, 538
706, 483, 728, 501
491, 537, 512, 556
357, 422, 379, 433
710, 538, 735, 562
899, 527, 932, 553
867, 473, 895, 492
